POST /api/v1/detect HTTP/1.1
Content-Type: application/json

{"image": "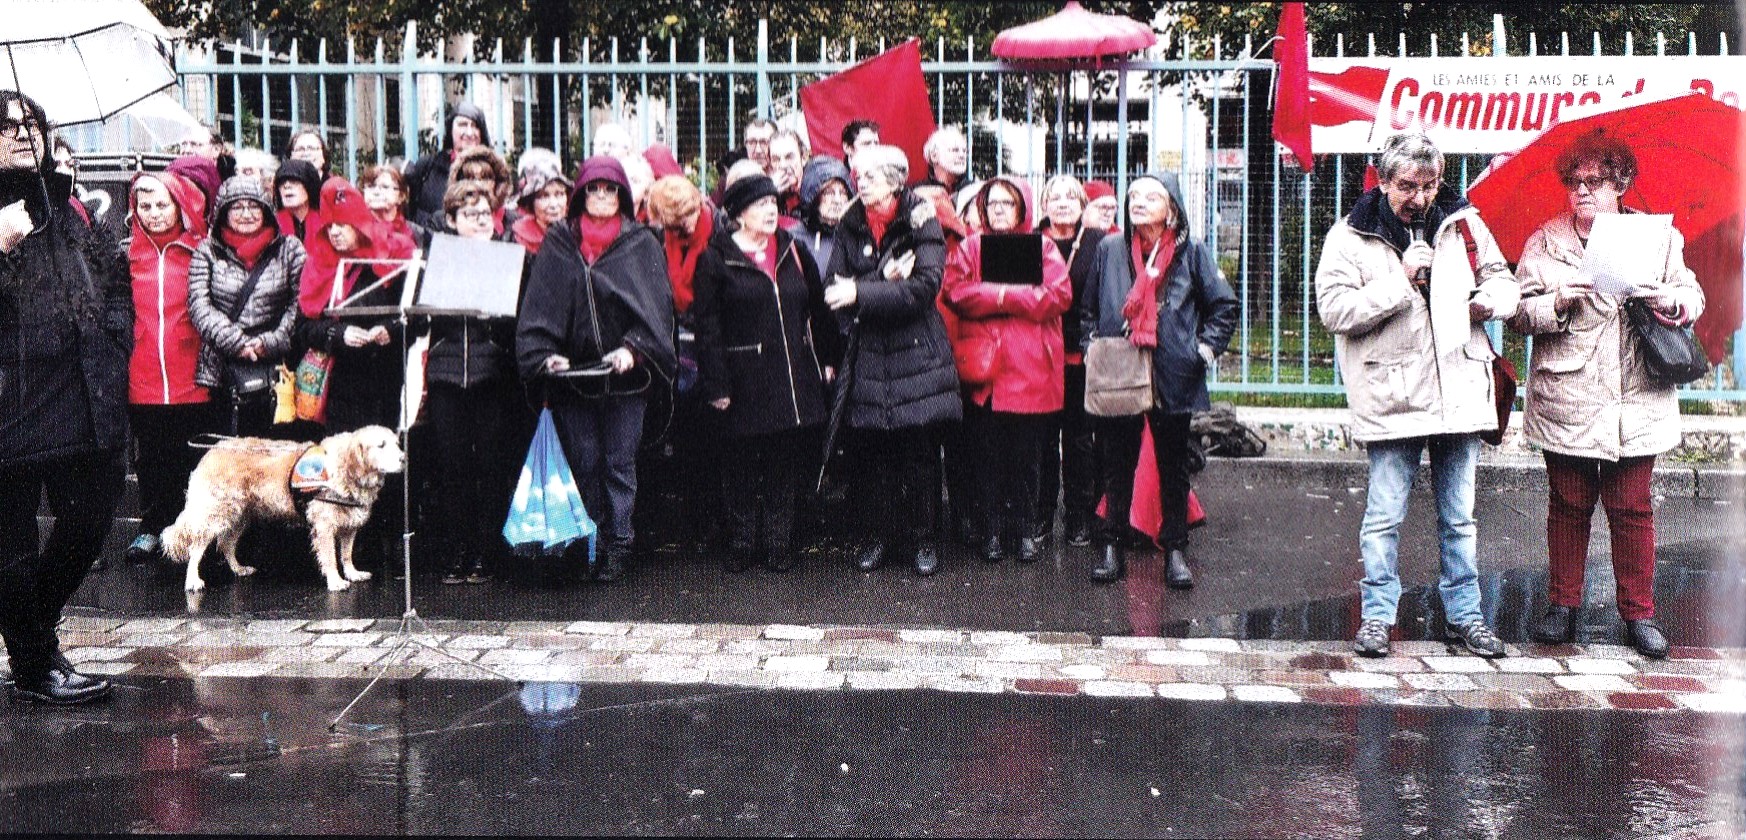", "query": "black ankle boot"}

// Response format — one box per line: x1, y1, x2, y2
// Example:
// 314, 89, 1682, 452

1064, 514, 1093, 547
1015, 535, 1041, 563
1164, 548, 1195, 589
912, 541, 940, 576
980, 534, 1004, 563
1531, 605, 1577, 644
10, 667, 112, 705
595, 548, 628, 582
47, 649, 111, 696
853, 541, 887, 572
1090, 544, 1124, 582
1626, 619, 1669, 659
